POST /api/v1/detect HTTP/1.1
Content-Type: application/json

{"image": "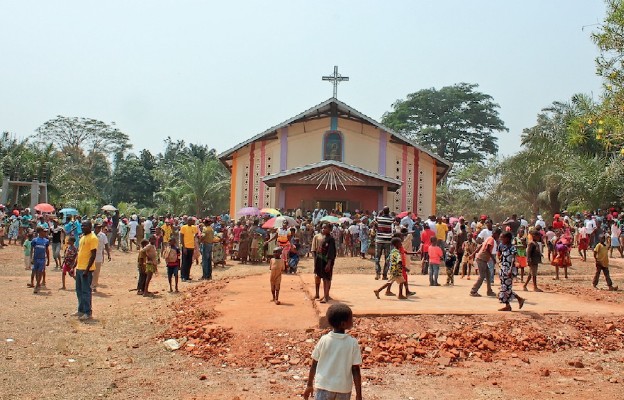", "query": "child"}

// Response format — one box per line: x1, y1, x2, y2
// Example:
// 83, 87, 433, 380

545, 226, 556, 262
551, 238, 571, 280
303, 303, 362, 400
163, 237, 180, 293
270, 247, 286, 304
374, 237, 408, 299
460, 238, 476, 280
30, 226, 50, 294
61, 236, 77, 290
250, 232, 260, 263
445, 245, 457, 286
136, 239, 149, 295
513, 228, 528, 282
427, 237, 444, 286
523, 228, 543, 292
142, 236, 158, 296
593, 235, 619, 291
398, 233, 417, 296
288, 238, 300, 274
23, 232, 33, 271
